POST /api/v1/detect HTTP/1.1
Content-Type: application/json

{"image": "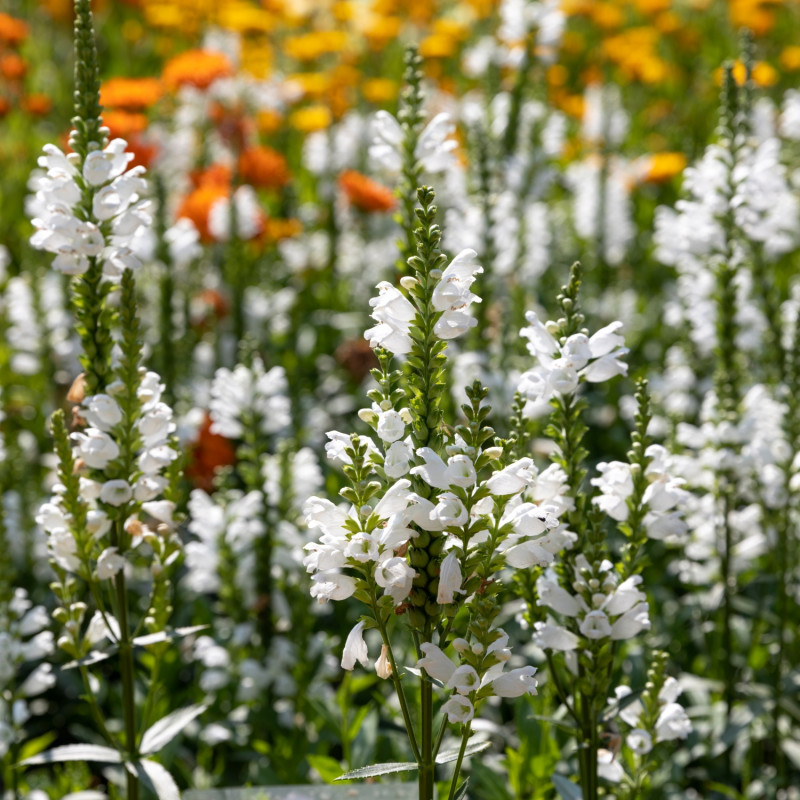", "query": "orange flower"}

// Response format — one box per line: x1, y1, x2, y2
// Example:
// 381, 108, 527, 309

0, 53, 26, 81
100, 77, 163, 110
238, 146, 290, 190
339, 170, 396, 213
21, 94, 53, 116
0, 96, 10, 117
643, 152, 687, 184
191, 163, 233, 189
177, 184, 230, 242
0, 13, 28, 46
263, 217, 302, 242
185, 413, 236, 492
162, 49, 234, 91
